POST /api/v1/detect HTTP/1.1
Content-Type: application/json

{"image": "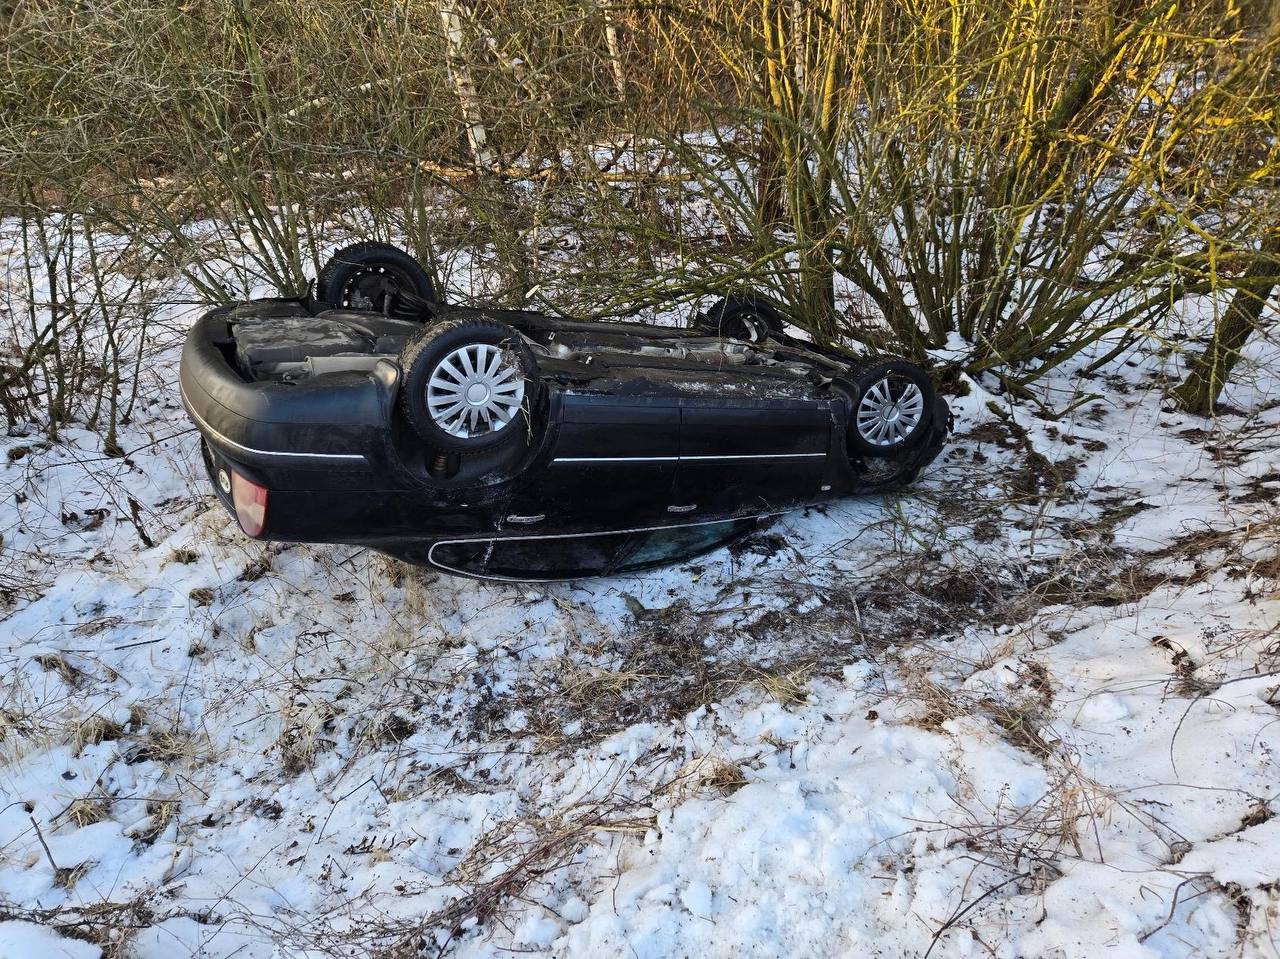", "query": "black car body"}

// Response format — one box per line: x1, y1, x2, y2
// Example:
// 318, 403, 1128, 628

181, 255, 950, 580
